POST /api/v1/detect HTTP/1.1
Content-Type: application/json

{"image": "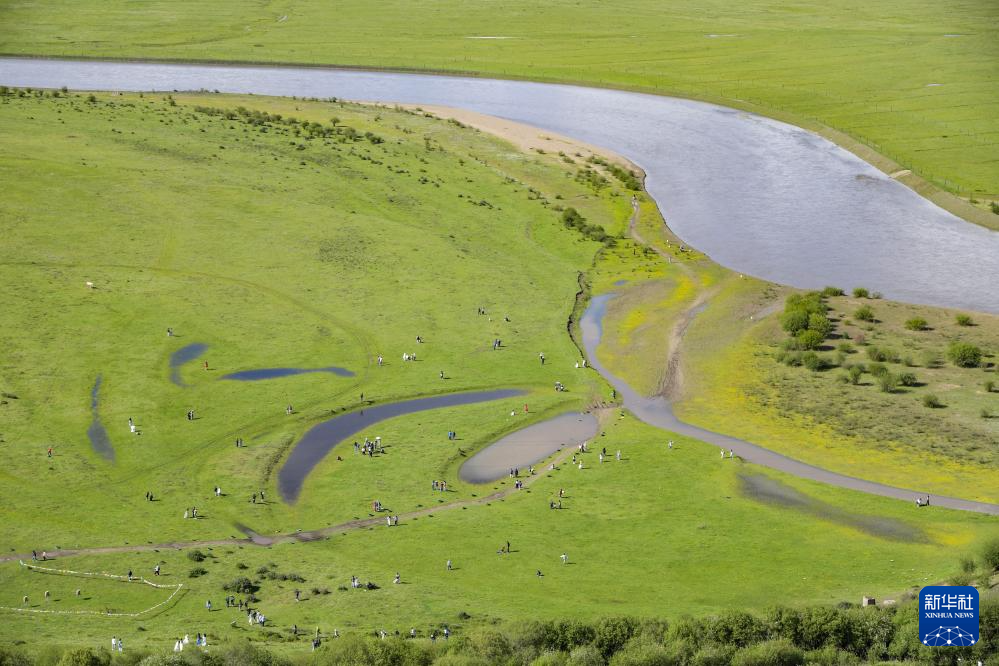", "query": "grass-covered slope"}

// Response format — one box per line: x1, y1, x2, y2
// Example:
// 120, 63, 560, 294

1, 0, 997, 204
0, 89, 629, 551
